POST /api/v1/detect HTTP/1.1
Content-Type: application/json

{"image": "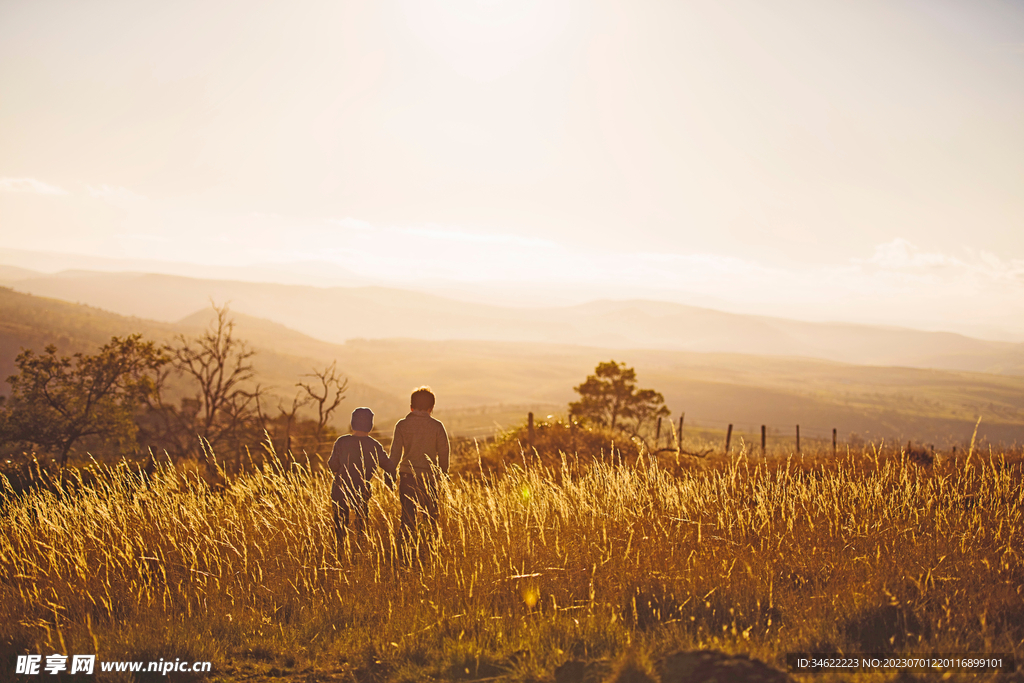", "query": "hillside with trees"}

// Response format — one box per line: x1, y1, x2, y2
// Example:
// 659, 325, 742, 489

2, 287, 1023, 454
0, 288, 405, 466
